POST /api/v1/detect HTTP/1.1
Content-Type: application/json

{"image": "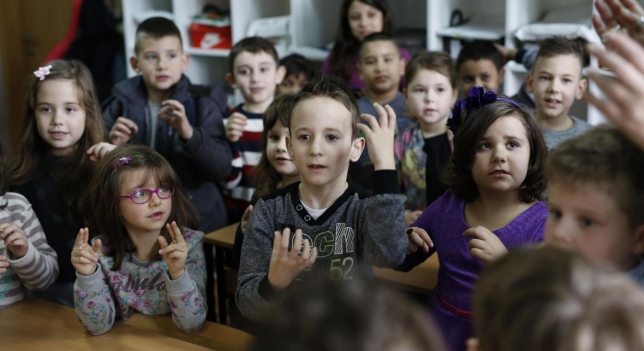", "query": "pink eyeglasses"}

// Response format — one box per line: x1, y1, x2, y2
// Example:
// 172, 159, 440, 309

118, 184, 175, 204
